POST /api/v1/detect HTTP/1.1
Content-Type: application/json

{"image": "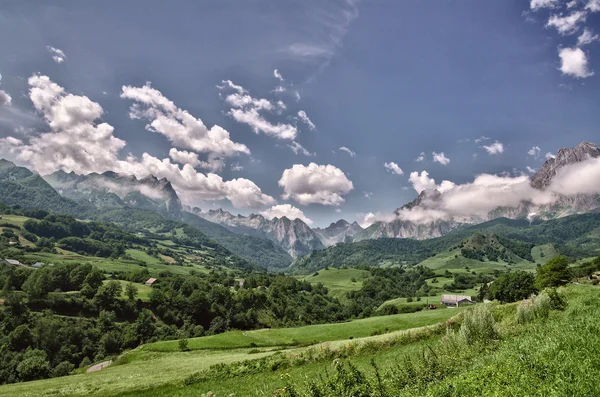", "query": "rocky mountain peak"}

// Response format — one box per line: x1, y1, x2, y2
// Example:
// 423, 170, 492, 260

531, 141, 600, 190
394, 189, 442, 215
329, 219, 350, 228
